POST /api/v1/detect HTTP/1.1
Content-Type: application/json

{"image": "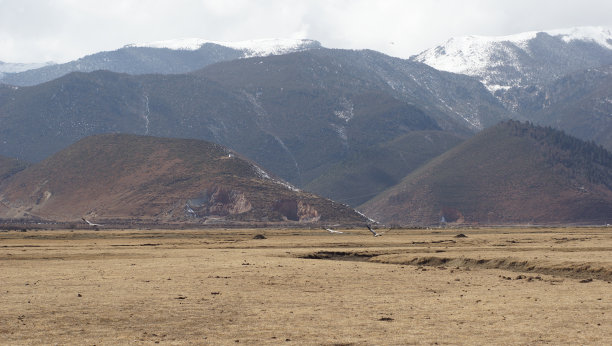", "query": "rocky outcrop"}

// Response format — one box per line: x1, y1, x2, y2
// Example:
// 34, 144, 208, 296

187, 186, 252, 217
274, 199, 320, 222
297, 201, 320, 222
